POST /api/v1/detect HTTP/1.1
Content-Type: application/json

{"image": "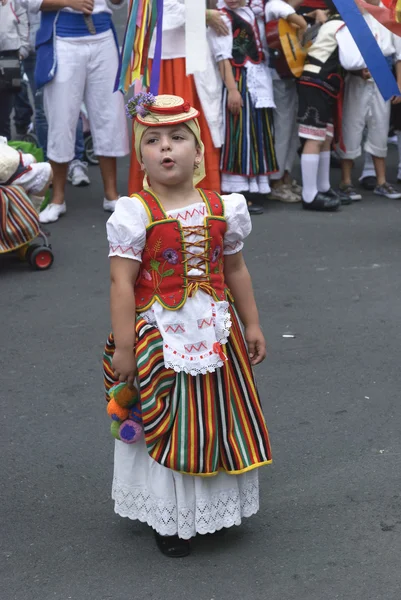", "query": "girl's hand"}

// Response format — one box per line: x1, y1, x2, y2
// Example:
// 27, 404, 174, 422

245, 324, 267, 366
112, 348, 137, 388
228, 89, 243, 115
